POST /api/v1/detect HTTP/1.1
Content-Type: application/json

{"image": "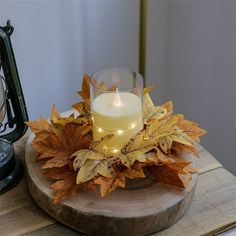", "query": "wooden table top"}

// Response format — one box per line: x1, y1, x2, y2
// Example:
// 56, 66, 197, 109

1, 132, 236, 236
